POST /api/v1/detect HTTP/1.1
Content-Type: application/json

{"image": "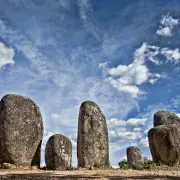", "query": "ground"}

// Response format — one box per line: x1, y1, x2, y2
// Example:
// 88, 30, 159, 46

0, 169, 180, 180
